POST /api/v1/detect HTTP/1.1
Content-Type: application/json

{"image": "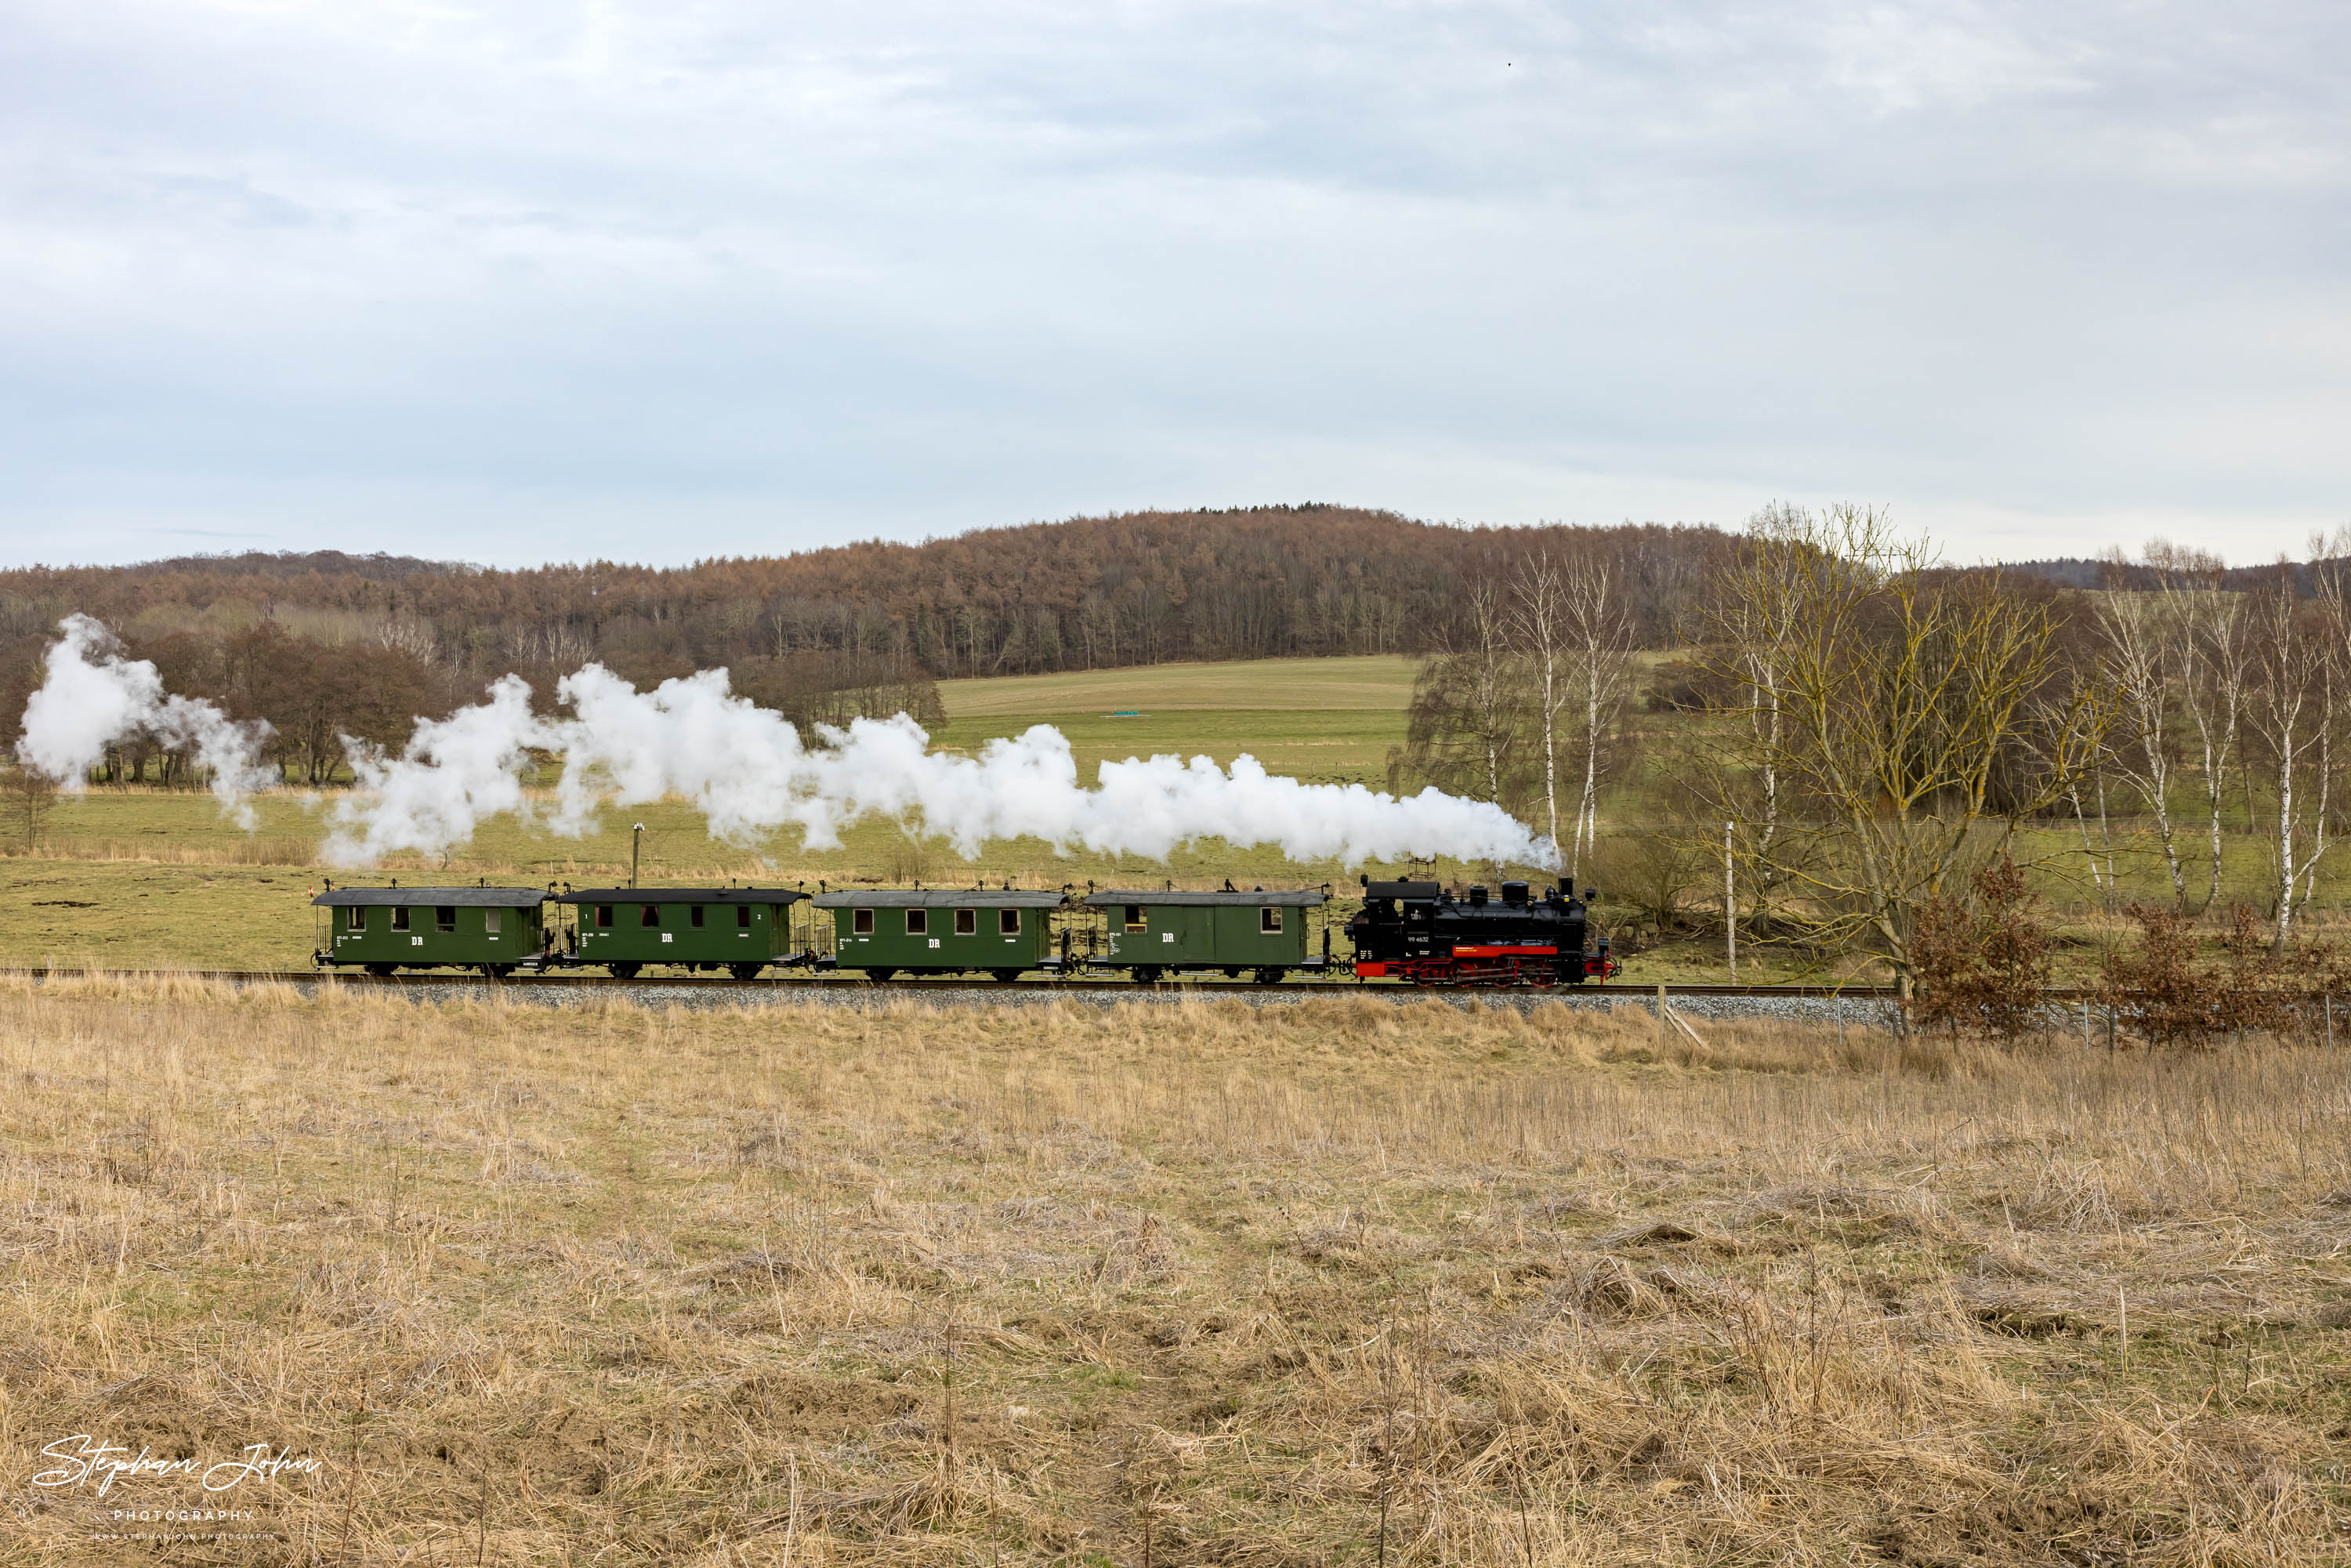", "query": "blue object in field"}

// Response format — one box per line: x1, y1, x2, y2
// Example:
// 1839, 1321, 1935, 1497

1108, 710, 1142, 716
